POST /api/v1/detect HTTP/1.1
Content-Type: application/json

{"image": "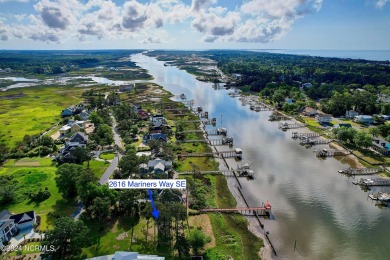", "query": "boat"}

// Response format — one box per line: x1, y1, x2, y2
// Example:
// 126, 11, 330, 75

180, 93, 187, 100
